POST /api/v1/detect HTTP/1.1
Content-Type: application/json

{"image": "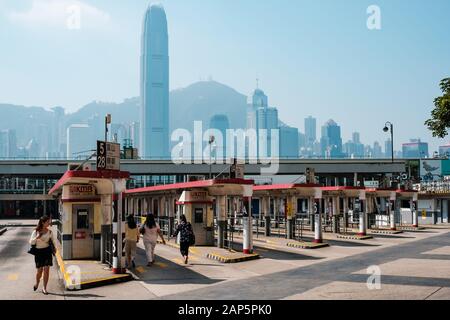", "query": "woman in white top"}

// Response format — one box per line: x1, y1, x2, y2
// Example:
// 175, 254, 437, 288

29, 215, 56, 295
140, 214, 165, 266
